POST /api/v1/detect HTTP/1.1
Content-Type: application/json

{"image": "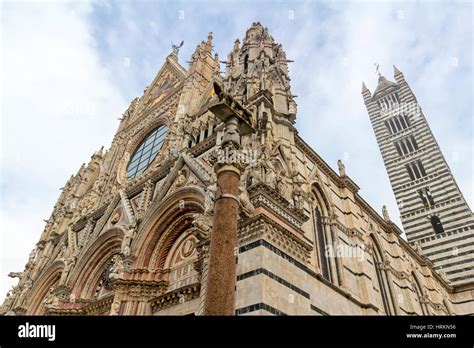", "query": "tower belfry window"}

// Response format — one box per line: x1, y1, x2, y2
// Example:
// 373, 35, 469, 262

406, 160, 426, 180
430, 216, 444, 234
419, 188, 435, 207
